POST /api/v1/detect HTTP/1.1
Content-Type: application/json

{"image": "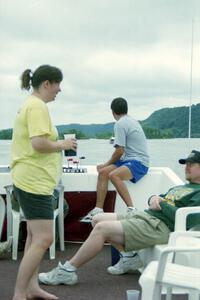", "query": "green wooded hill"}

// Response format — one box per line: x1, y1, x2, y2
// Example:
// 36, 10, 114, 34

141, 103, 200, 138
56, 122, 114, 139
0, 103, 199, 139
